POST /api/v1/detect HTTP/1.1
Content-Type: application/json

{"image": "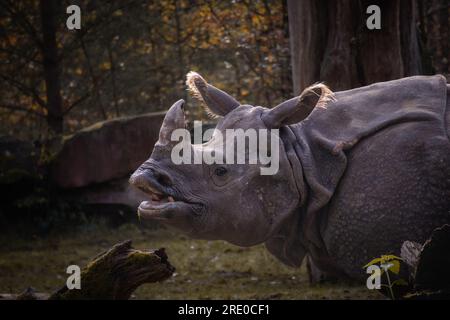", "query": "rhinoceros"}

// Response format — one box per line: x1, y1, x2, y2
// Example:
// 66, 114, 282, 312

129, 72, 450, 281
